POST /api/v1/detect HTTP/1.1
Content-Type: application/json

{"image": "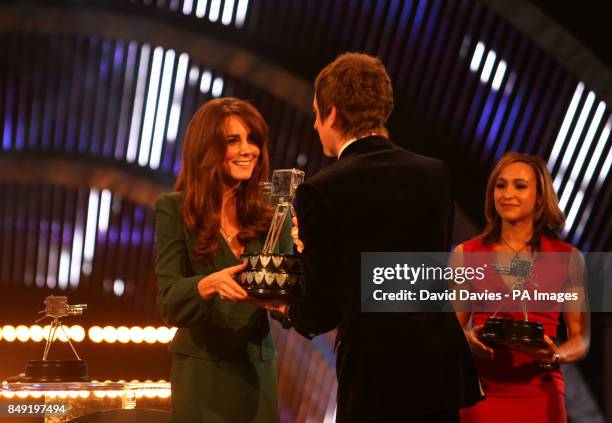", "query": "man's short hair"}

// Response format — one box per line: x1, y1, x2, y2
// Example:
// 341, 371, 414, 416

314, 52, 393, 139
